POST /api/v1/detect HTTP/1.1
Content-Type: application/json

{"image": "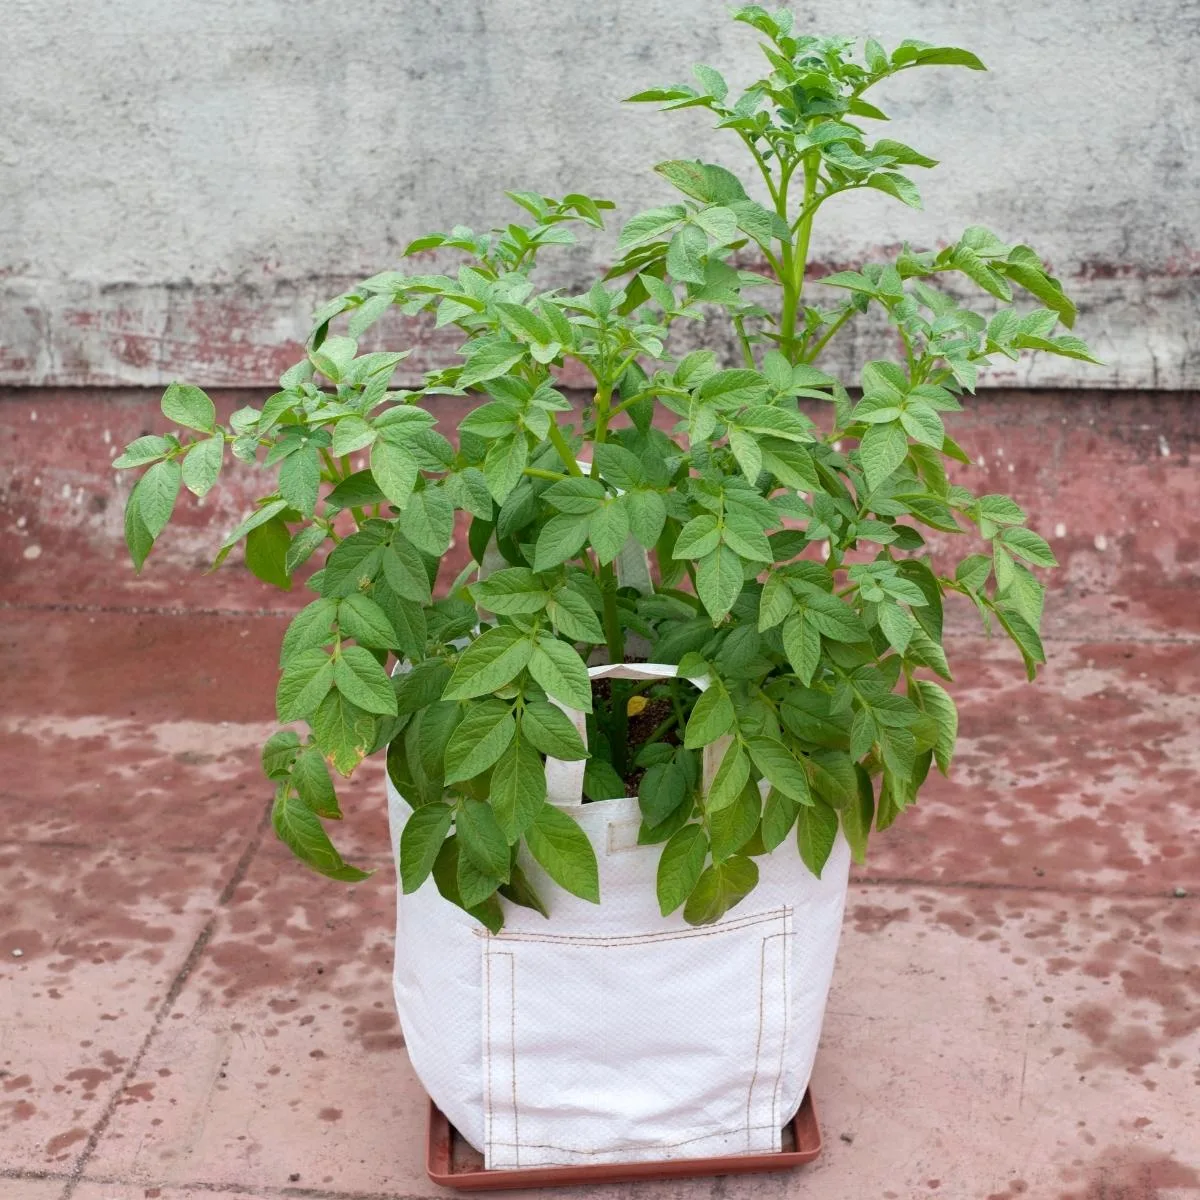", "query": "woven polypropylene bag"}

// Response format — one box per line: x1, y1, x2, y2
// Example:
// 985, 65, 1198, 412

387, 662, 850, 1168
